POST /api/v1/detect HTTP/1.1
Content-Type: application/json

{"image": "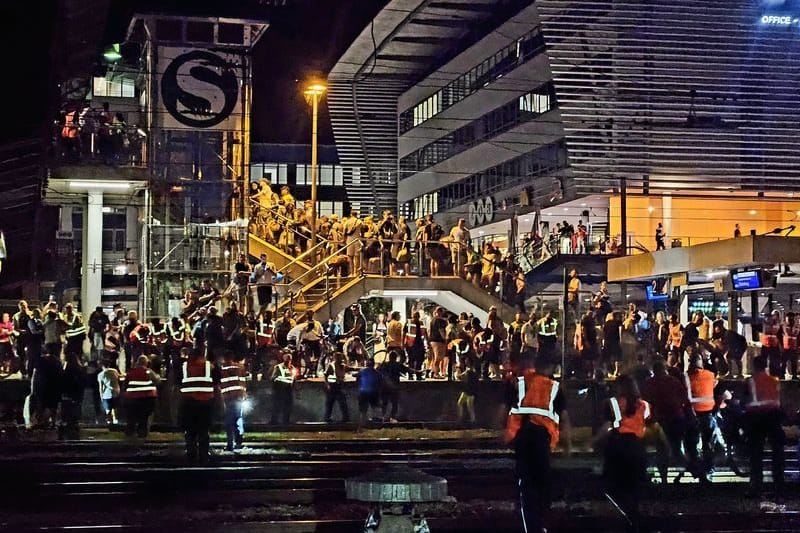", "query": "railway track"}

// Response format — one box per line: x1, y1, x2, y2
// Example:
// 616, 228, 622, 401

0, 437, 797, 532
